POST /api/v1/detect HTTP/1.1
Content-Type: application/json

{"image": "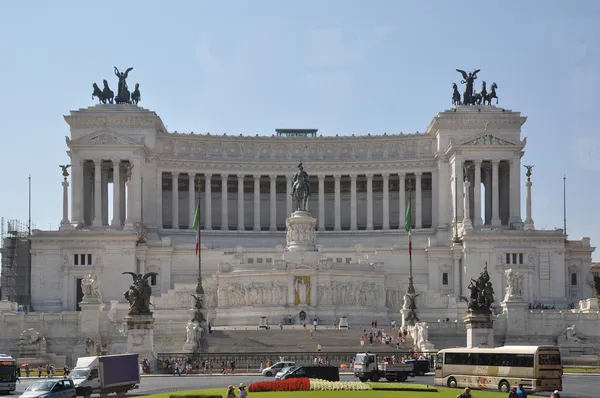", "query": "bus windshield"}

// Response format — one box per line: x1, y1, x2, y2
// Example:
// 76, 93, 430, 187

0, 363, 17, 382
